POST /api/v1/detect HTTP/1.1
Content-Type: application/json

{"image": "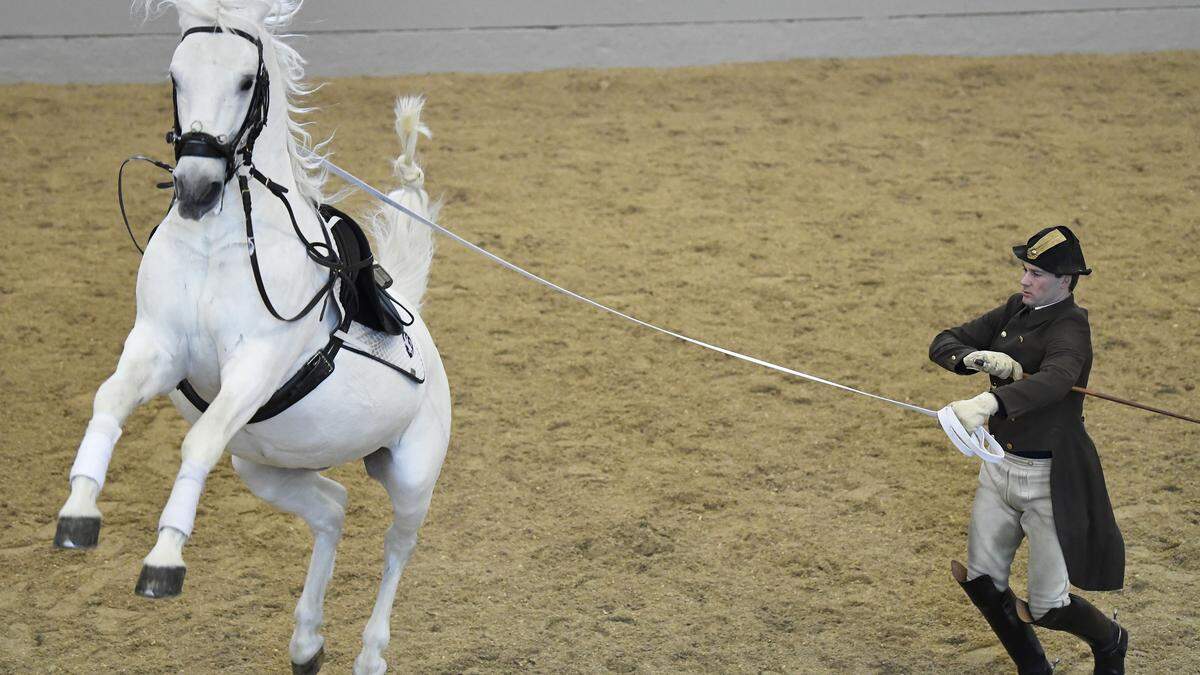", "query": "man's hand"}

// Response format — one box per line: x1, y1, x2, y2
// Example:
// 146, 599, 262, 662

949, 392, 1000, 432
965, 350, 1023, 380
